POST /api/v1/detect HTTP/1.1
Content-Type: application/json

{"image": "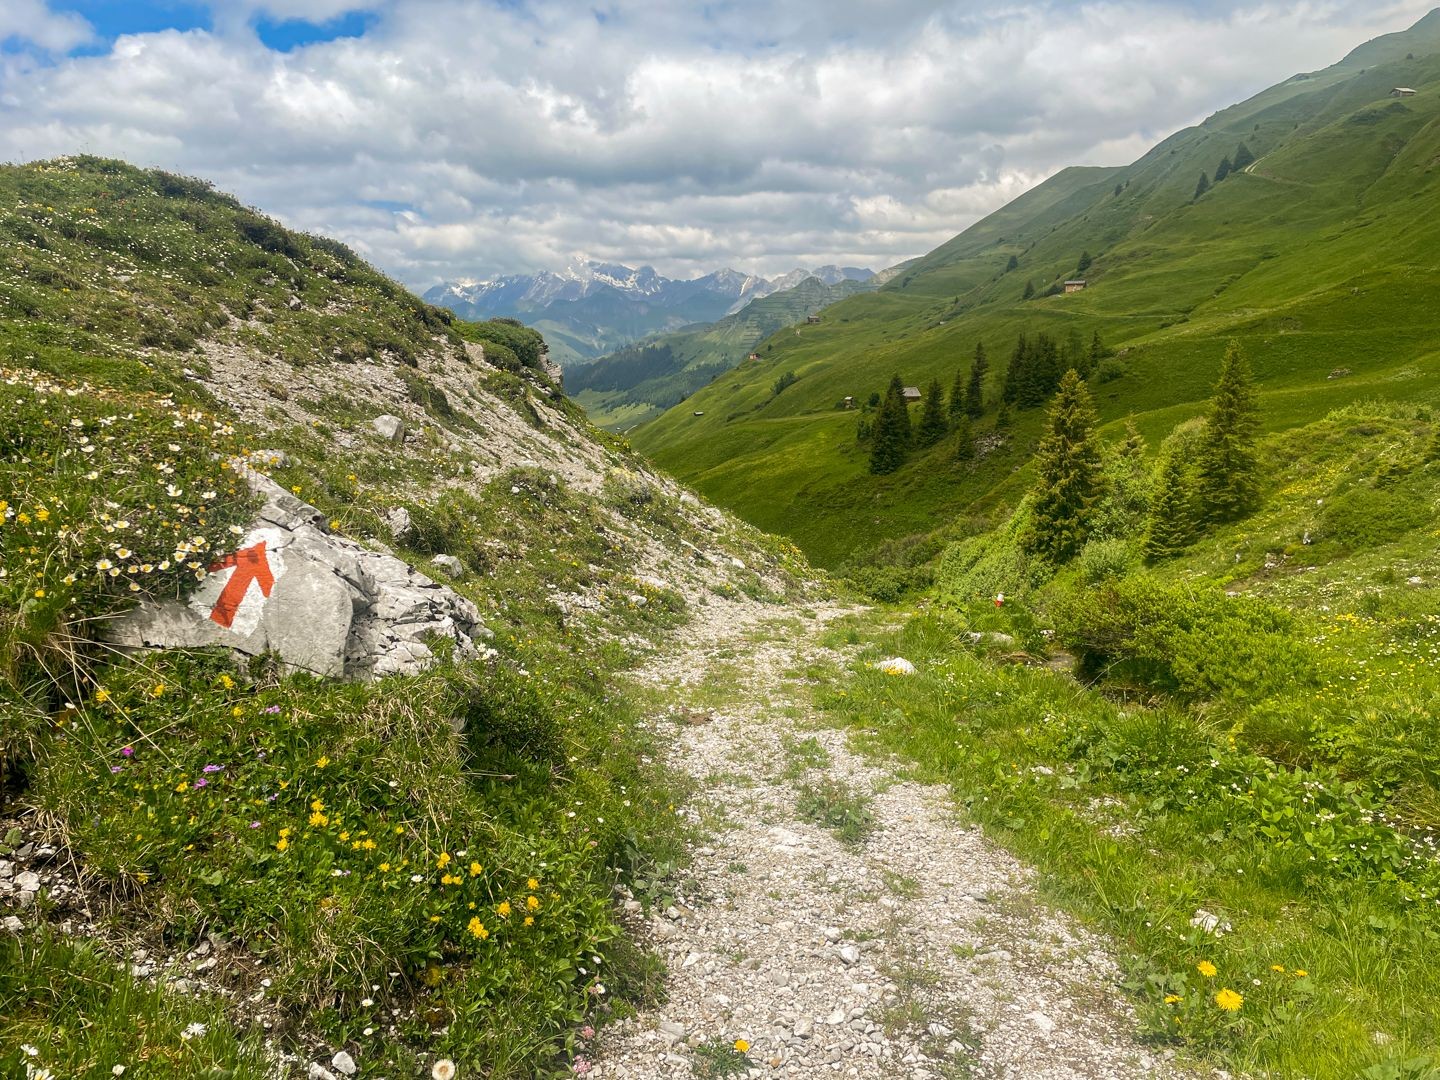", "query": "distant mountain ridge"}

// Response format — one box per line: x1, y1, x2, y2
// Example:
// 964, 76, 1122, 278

569, 273, 877, 430
424, 259, 873, 367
